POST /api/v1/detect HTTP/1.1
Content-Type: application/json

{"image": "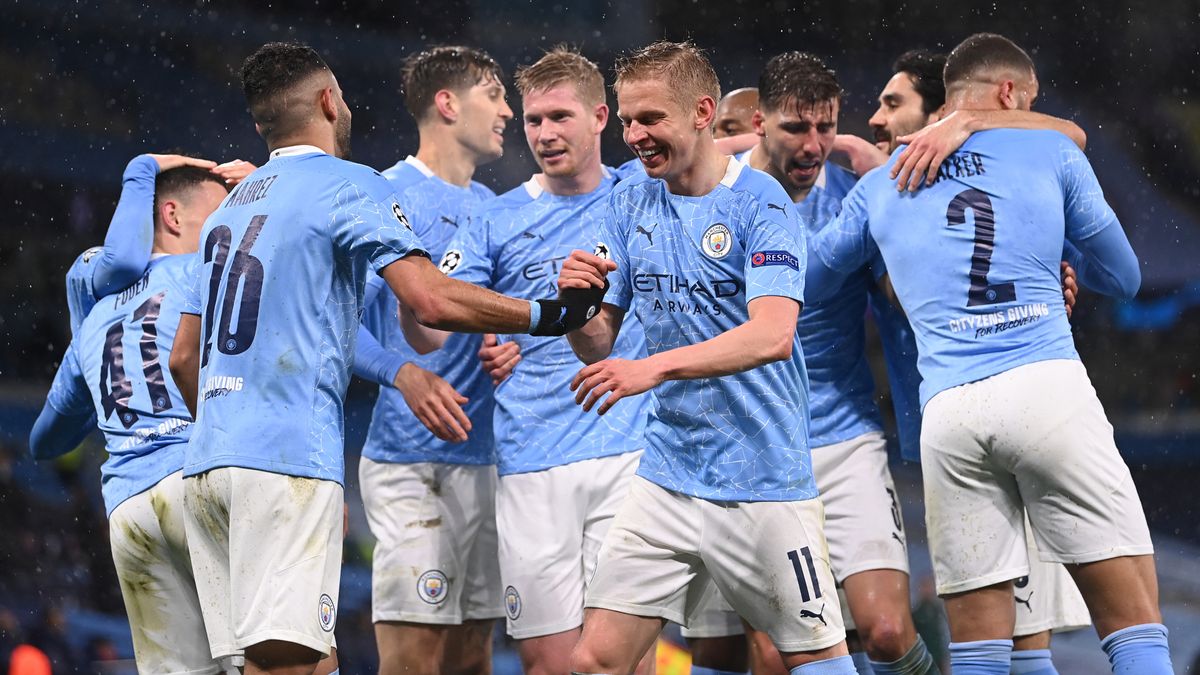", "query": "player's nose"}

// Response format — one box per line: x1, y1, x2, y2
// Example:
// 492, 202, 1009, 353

499, 99, 515, 121
868, 107, 886, 129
